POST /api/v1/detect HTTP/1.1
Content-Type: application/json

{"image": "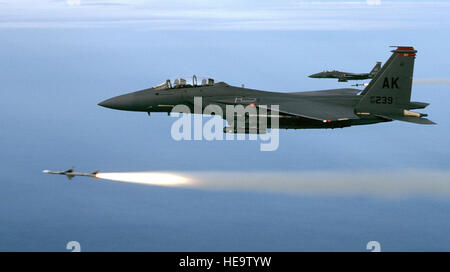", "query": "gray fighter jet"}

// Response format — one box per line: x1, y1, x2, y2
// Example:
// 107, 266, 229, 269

309, 62, 381, 82
99, 46, 434, 133
43, 167, 99, 180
